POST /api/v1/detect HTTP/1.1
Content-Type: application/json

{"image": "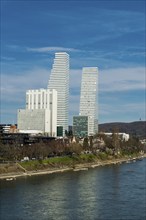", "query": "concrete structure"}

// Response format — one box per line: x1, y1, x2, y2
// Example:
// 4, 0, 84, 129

73, 116, 88, 138
17, 89, 57, 136
79, 67, 98, 136
18, 129, 43, 135
48, 52, 69, 135
26, 88, 57, 112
